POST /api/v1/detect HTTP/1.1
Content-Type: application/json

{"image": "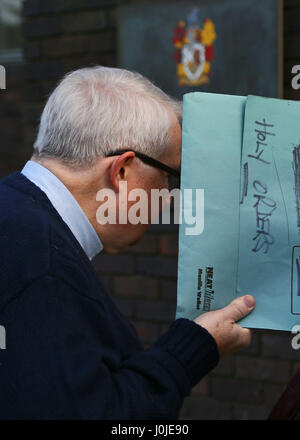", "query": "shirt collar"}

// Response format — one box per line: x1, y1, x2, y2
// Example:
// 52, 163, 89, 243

21, 160, 103, 261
